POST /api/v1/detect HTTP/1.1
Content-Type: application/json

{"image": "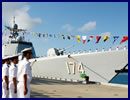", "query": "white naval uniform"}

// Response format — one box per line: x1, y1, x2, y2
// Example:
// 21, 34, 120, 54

2, 64, 9, 98
9, 63, 17, 98
17, 58, 32, 98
